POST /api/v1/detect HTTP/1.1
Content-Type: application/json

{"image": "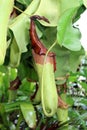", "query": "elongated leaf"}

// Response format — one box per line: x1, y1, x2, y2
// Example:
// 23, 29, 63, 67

0, 0, 14, 65
20, 102, 36, 128
0, 104, 9, 127
57, 8, 81, 51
